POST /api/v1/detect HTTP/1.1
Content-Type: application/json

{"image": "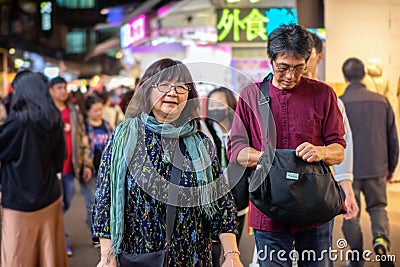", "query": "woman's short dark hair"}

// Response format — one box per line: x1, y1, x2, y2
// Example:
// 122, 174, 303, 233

125, 58, 199, 124
342, 57, 365, 83
267, 24, 313, 62
206, 87, 237, 124
96, 91, 110, 103
85, 95, 104, 114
